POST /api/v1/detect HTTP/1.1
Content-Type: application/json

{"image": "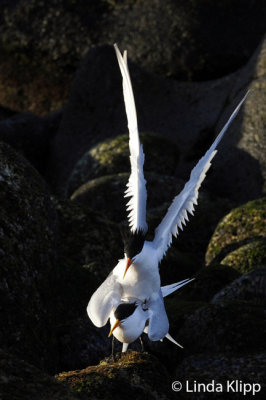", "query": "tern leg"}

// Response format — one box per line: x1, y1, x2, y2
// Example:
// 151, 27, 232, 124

122, 343, 129, 352
139, 335, 144, 352
111, 336, 115, 360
